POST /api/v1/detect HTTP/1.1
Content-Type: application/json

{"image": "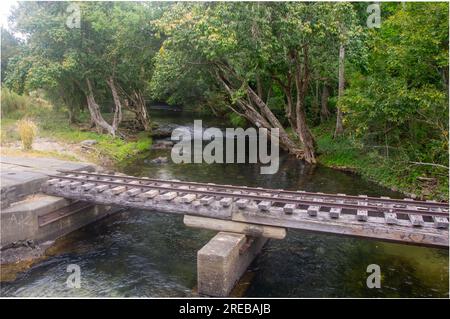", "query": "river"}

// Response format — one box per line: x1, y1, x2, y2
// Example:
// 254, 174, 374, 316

1, 108, 448, 297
